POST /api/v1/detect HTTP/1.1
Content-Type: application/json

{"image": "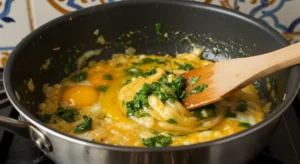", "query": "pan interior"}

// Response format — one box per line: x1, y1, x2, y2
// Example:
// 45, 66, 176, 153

7, 1, 289, 140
